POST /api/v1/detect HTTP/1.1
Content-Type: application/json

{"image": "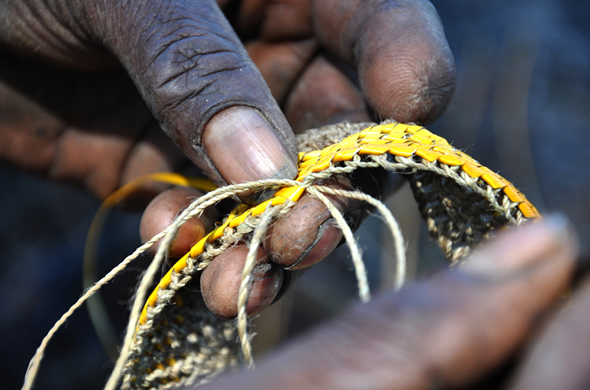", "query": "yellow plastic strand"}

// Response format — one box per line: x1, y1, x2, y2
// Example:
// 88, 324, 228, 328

139, 122, 541, 327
